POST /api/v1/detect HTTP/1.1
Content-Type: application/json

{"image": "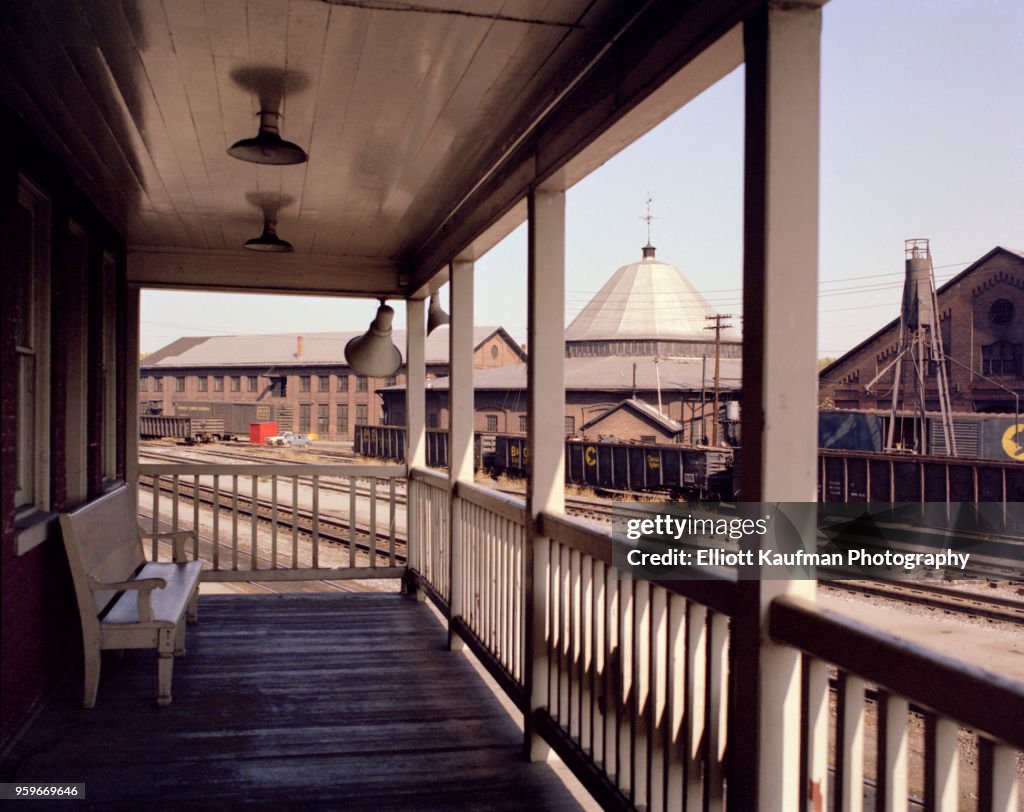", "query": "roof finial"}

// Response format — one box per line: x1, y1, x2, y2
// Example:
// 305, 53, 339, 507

641, 193, 656, 259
